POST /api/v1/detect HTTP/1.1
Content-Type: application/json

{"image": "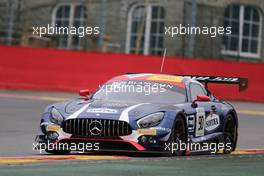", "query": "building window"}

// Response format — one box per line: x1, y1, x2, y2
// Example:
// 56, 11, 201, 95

126, 4, 165, 55
222, 5, 262, 58
52, 3, 87, 49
